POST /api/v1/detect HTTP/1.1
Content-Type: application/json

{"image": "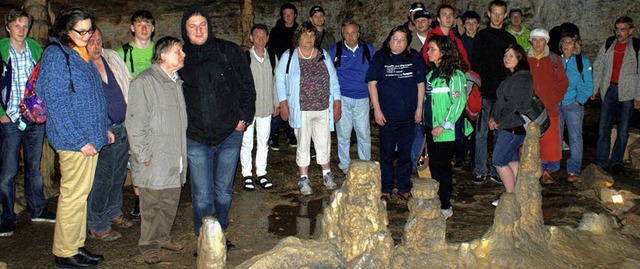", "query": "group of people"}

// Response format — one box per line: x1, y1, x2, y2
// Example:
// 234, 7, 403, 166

0, 1, 638, 268
0, 5, 255, 267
